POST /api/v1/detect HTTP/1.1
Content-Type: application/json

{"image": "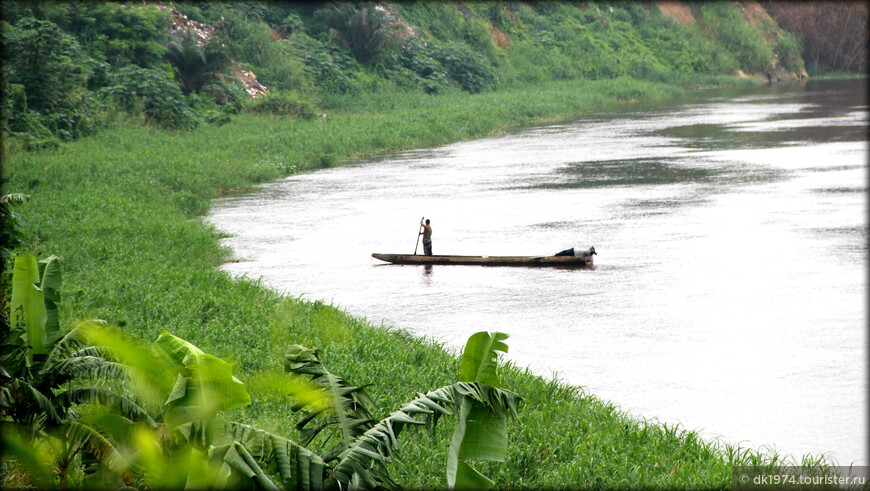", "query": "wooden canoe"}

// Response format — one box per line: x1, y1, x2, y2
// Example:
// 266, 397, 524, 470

371, 253, 593, 267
